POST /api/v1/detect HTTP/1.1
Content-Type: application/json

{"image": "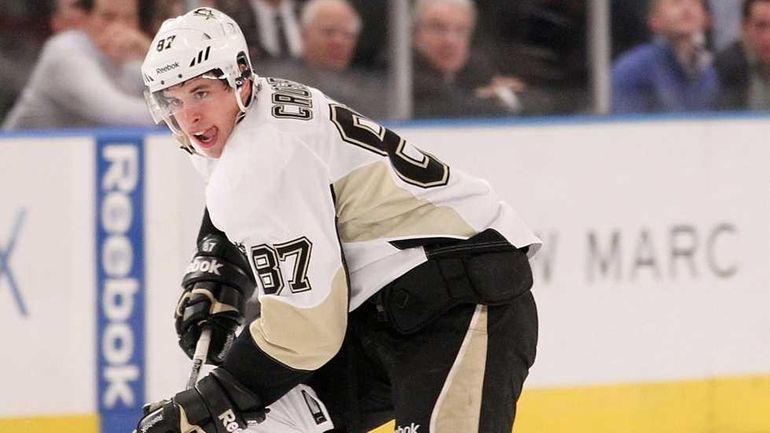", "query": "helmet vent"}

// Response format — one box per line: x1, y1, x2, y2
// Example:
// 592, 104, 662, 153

189, 46, 212, 67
